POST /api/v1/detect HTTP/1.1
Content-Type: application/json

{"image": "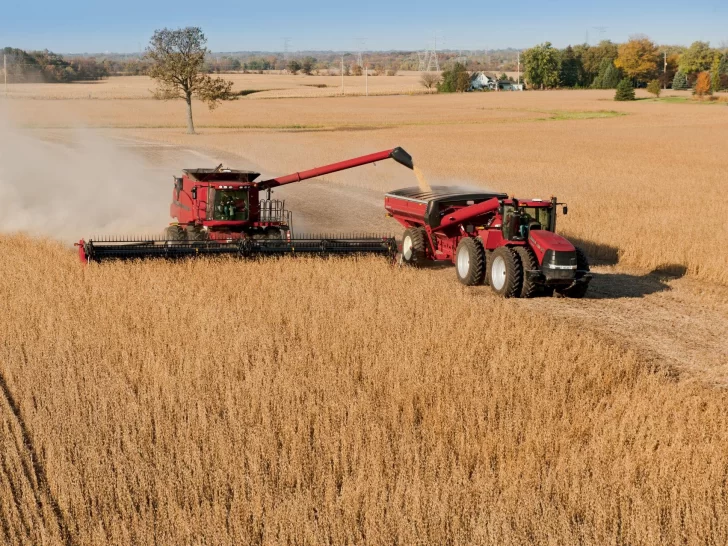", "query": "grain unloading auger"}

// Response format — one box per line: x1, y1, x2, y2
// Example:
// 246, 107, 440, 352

77, 148, 413, 263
